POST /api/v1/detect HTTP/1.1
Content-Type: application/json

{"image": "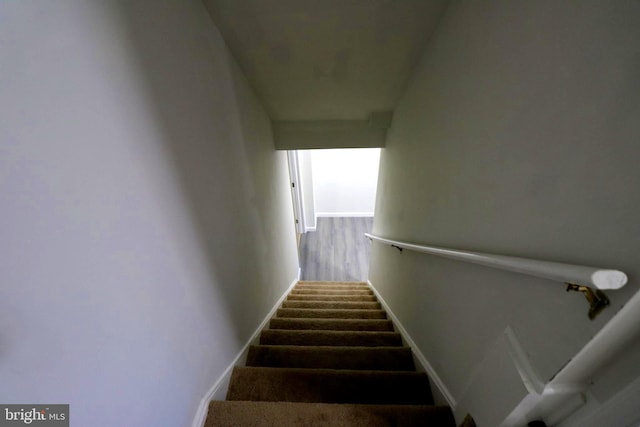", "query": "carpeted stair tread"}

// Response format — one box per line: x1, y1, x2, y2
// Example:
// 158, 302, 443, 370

294, 283, 370, 290
277, 308, 387, 319
226, 367, 434, 405
246, 345, 415, 370
260, 329, 402, 347
297, 280, 369, 286
293, 284, 370, 290
204, 281, 455, 427
282, 300, 381, 309
287, 294, 378, 302
291, 288, 374, 295
206, 401, 456, 427
269, 318, 395, 331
